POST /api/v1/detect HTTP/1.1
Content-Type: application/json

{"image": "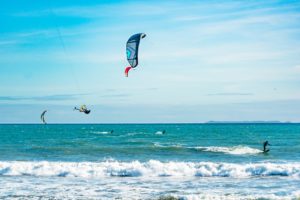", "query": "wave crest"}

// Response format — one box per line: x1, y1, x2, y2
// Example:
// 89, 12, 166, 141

0, 160, 299, 178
